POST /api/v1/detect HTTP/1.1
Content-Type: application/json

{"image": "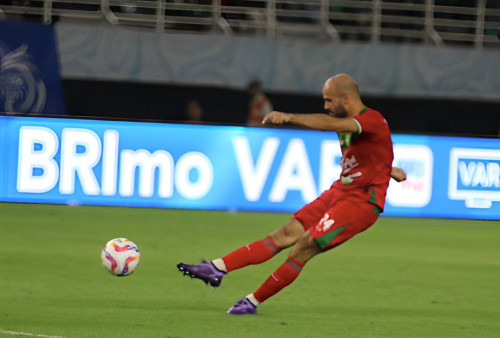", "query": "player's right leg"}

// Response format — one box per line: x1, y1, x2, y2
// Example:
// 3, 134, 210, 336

177, 219, 304, 288
227, 229, 321, 314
